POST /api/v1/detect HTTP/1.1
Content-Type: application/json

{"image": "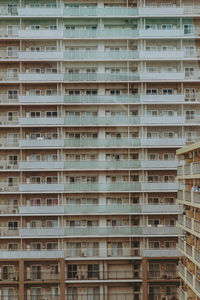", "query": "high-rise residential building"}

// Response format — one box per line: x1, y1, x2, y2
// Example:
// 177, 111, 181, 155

177, 142, 200, 300
0, 1, 199, 300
